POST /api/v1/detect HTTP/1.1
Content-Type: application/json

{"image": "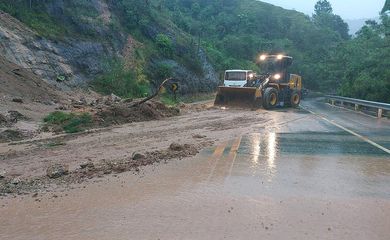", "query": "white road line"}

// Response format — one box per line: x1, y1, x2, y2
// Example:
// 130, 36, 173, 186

304, 108, 390, 155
